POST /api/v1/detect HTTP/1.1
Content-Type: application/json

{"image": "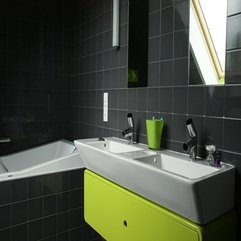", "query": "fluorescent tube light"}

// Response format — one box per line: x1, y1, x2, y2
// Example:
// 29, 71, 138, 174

112, 0, 119, 47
